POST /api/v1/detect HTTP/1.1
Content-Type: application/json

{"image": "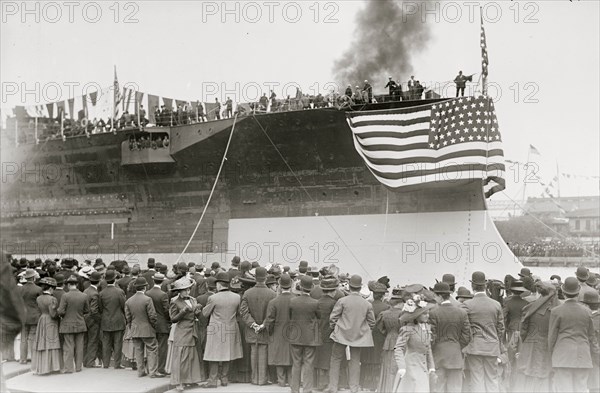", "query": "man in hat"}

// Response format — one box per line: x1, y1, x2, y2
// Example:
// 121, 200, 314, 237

141, 258, 157, 289
125, 277, 163, 378
288, 275, 322, 393
360, 281, 390, 390
58, 275, 90, 373
99, 269, 126, 369
18, 269, 42, 364
455, 287, 473, 303
327, 274, 376, 393
202, 272, 243, 388
384, 77, 397, 101
191, 264, 208, 297
229, 256, 241, 279
239, 267, 277, 385
429, 282, 471, 393
576, 266, 597, 302
196, 276, 217, 374
518, 267, 532, 279
583, 291, 600, 393
145, 272, 170, 375
127, 266, 141, 299
83, 271, 102, 367
53, 274, 66, 305
502, 279, 529, 375
117, 266, 132, 293
549, 276, 599, 392
440, 274, 460, 306
462, 271, 505, 393
264, 274, 294, 387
